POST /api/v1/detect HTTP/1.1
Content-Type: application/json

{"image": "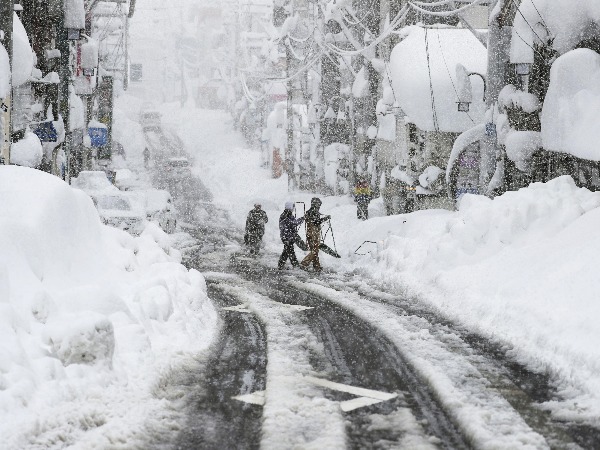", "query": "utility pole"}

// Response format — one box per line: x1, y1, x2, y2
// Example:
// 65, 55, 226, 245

481, 0, 513, 191
57, 16, 72, 181
0, 0, 14, 165
286, 41, 294, 191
